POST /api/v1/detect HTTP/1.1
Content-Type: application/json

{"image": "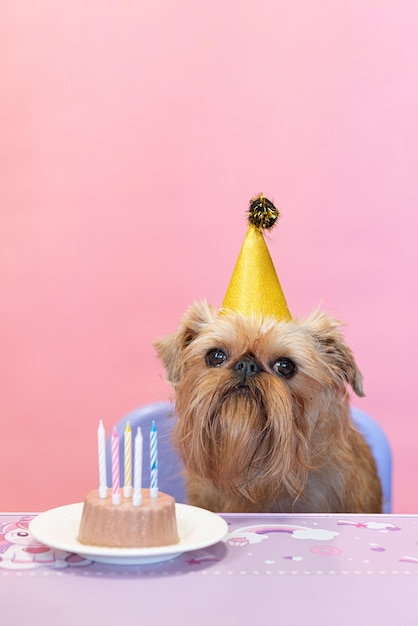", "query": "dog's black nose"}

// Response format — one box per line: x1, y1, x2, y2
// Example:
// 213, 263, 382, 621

234, 358, 261, 380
